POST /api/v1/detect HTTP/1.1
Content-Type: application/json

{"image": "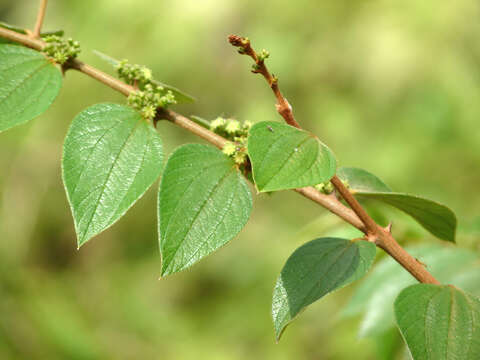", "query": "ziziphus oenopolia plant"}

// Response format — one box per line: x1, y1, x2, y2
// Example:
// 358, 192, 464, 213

0, 1, 479, 358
